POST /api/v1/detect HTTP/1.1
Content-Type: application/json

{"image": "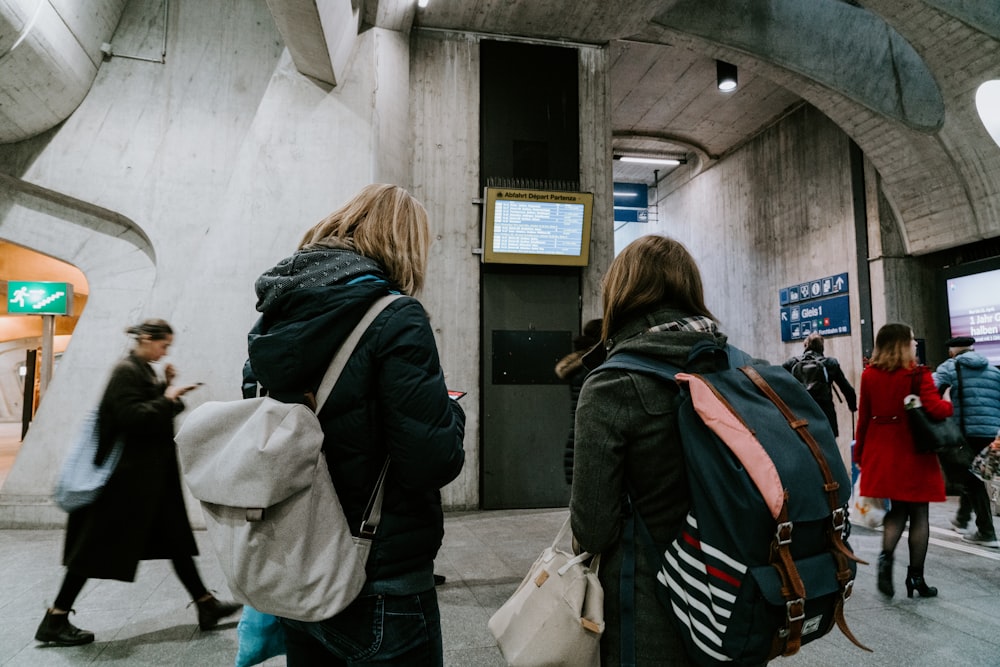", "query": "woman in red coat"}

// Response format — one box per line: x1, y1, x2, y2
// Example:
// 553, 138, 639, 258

855, 323, 952, 599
